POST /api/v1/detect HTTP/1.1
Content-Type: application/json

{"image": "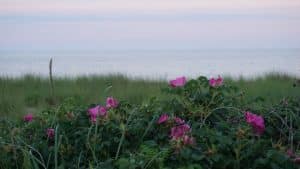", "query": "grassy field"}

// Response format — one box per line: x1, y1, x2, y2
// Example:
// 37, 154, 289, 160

0, 73, 299, 118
